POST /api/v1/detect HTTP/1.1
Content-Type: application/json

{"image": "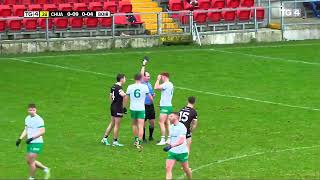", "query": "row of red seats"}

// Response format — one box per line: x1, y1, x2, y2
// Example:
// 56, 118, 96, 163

174, 7, 264, 24
169, 0, 254, 11
0, 15, 142, 32
0, 1, 132, 17
0, 0, 123, 5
